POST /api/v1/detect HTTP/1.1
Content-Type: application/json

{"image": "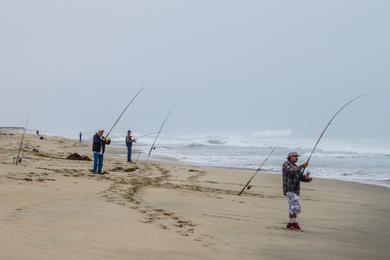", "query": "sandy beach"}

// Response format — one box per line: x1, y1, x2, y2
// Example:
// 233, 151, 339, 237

0, 129, 389, 260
